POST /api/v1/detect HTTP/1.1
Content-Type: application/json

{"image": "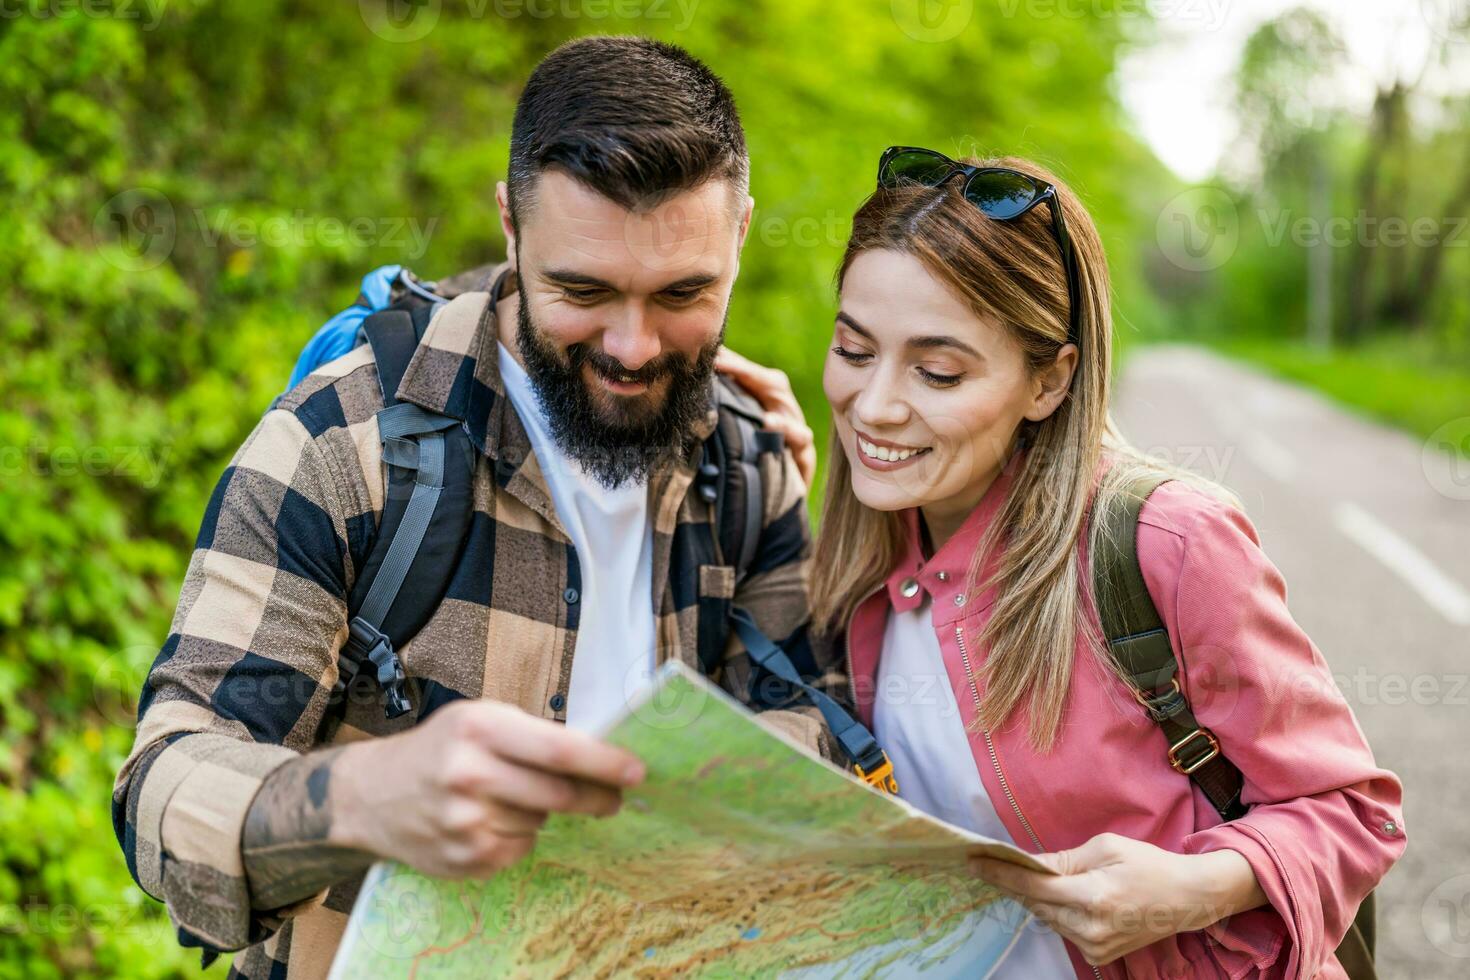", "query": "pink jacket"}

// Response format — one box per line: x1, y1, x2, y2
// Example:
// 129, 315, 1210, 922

845, 455, 1404, 979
